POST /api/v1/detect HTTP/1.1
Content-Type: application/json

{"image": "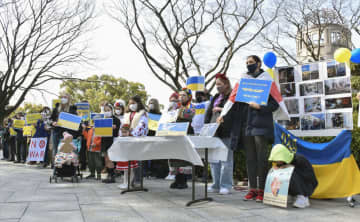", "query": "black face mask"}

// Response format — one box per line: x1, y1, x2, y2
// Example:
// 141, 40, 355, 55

196, 96, 204, 103
247, 63, 258, 74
